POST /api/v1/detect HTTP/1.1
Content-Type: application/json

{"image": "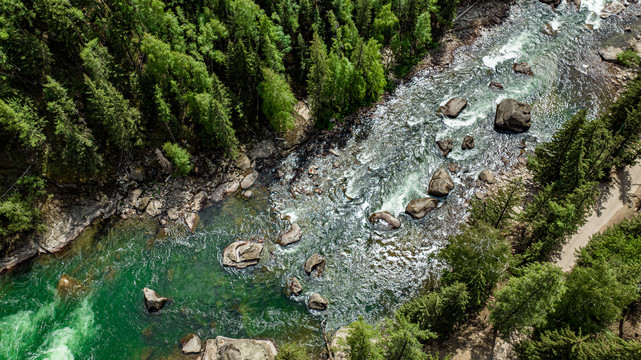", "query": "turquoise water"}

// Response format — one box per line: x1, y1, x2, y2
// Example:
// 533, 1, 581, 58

1, 1, 638, 358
